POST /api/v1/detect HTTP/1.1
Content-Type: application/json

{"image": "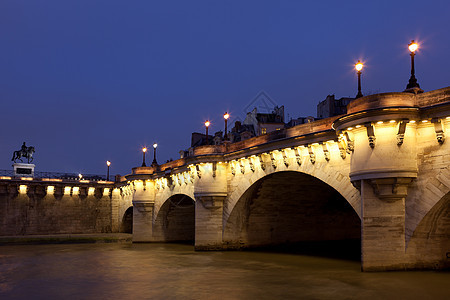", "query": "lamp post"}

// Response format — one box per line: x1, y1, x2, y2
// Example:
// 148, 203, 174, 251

406, 40, 420, 90
106, 160, 111, 181
205, 120, 210, 145
223, 112, 230, 140
152, 143, 158, 166
142, 147, 147, 167
355, 60, 363, 98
